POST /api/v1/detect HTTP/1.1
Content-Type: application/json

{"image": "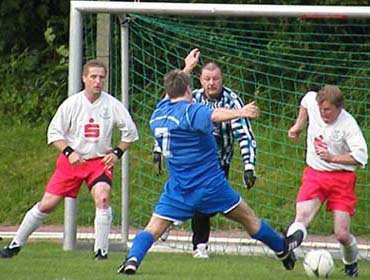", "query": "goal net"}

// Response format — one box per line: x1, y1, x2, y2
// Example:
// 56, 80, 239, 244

73, 2, 370, 259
